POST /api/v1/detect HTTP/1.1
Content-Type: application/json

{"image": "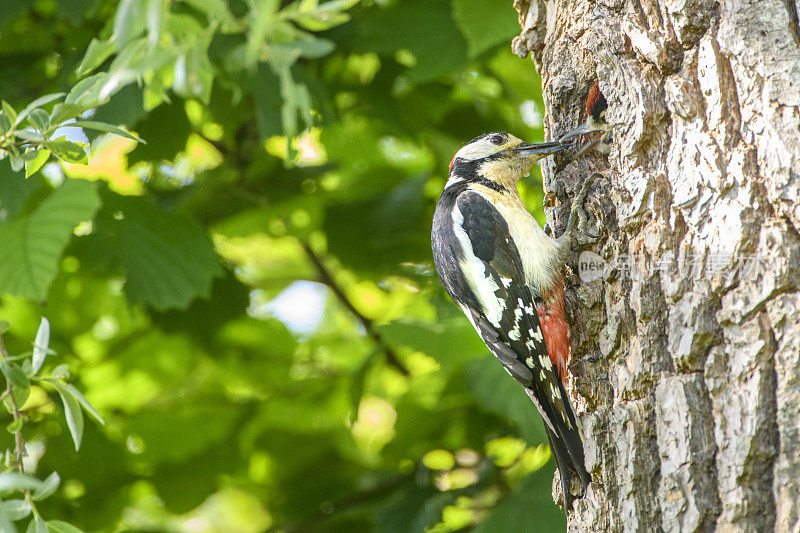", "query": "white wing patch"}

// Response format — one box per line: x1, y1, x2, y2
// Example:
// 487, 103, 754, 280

452, 205, 505, 327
